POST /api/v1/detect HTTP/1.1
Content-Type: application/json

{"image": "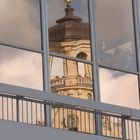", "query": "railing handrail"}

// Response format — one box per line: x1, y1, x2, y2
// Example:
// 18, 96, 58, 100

0, 92, 139, 122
